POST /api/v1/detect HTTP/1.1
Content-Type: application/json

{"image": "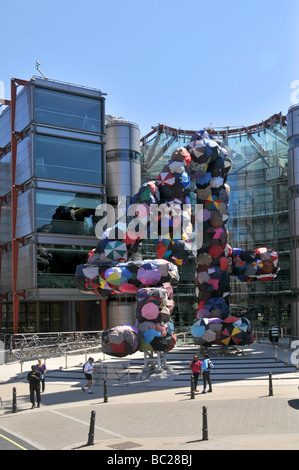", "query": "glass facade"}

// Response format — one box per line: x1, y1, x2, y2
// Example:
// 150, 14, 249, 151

35, 87, 103, 133
140, 119, 291, 330
35, 134, 103, 184
37, 244, 93, 289
0, 78, 106, 334
36, 189, 102, 236
1, 302, 63, 333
